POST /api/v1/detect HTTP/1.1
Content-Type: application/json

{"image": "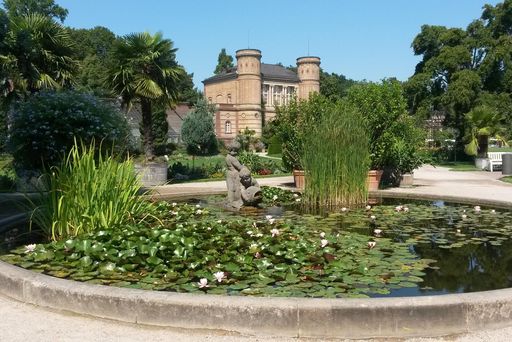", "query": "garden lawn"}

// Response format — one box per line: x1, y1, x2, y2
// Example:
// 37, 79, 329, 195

501, 176, 512, 184
489, 147, 512, 152
436, 161, 480, 172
